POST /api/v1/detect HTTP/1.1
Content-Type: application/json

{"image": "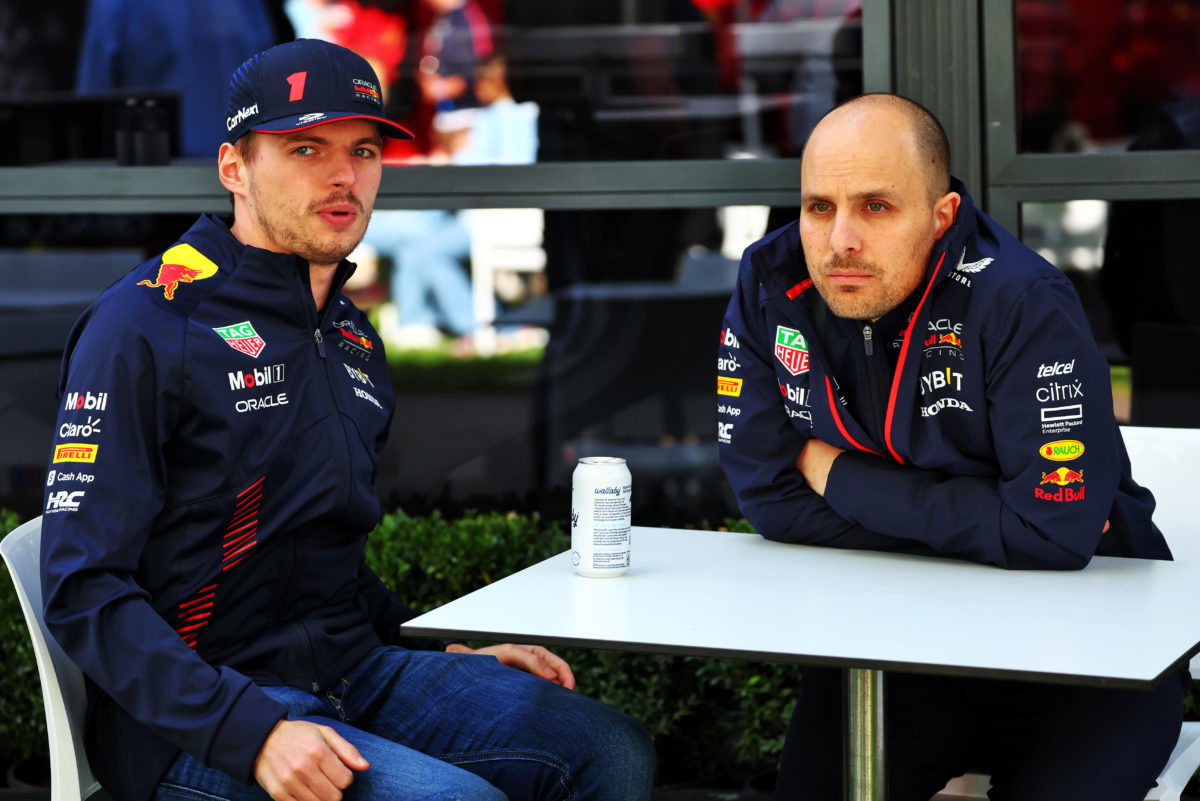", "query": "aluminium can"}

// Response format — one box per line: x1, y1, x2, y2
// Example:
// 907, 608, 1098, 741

570, 457, 632, 577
